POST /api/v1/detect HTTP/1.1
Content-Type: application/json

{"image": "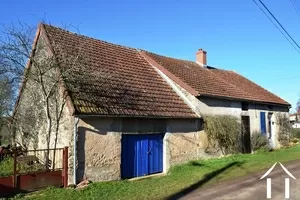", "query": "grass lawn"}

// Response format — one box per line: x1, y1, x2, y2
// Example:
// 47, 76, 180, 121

16, 145, 300, 200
